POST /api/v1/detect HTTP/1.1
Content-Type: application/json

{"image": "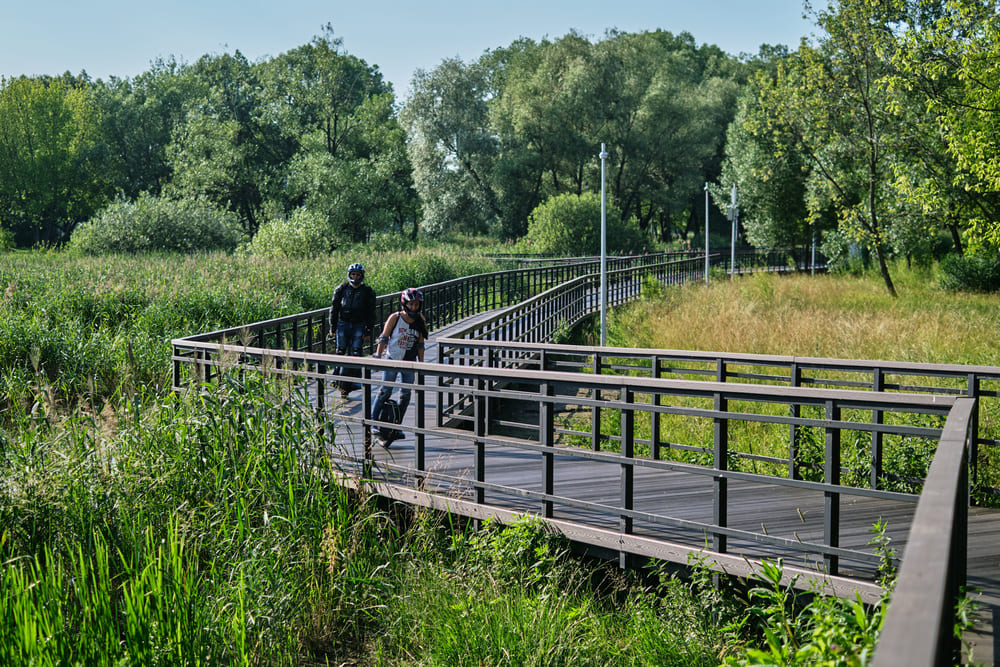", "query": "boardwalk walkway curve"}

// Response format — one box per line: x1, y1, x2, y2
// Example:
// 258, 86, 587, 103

172, 250, 1000, 665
